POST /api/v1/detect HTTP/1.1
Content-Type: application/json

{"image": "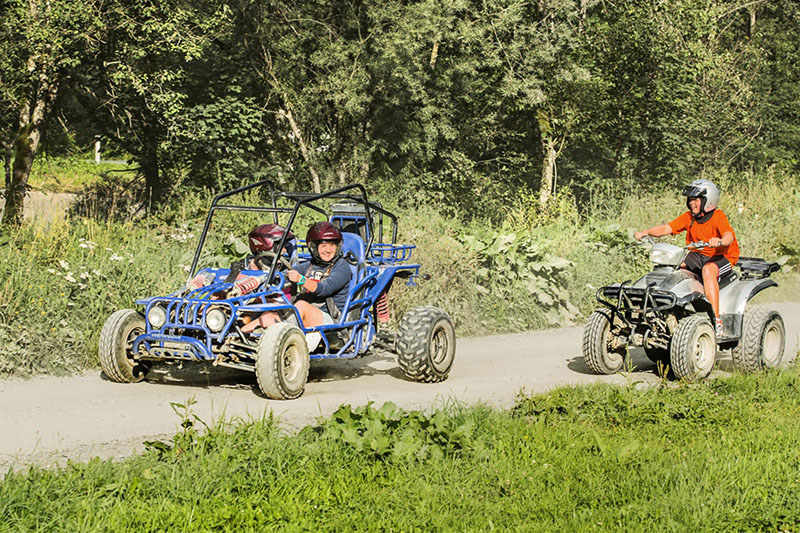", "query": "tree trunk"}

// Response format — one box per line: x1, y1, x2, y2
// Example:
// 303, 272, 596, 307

284, 108, 321, 193
3, 140, 12, 190
539, 138, 557, 208
140, 134, 161, 214
3, 75, 58, 226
